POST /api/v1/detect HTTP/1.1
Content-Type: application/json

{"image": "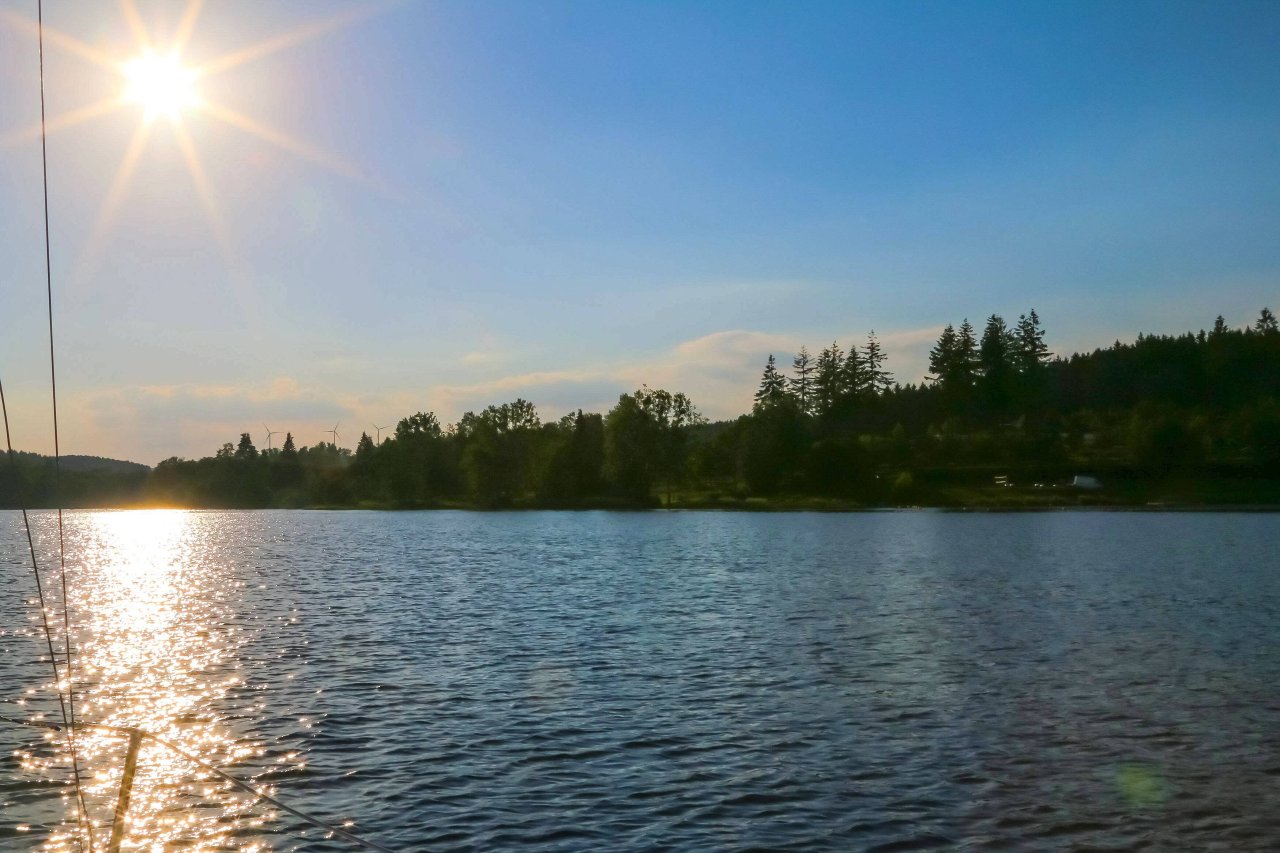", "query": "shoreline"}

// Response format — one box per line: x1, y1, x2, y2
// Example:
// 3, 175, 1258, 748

7, 501, 1280, 513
